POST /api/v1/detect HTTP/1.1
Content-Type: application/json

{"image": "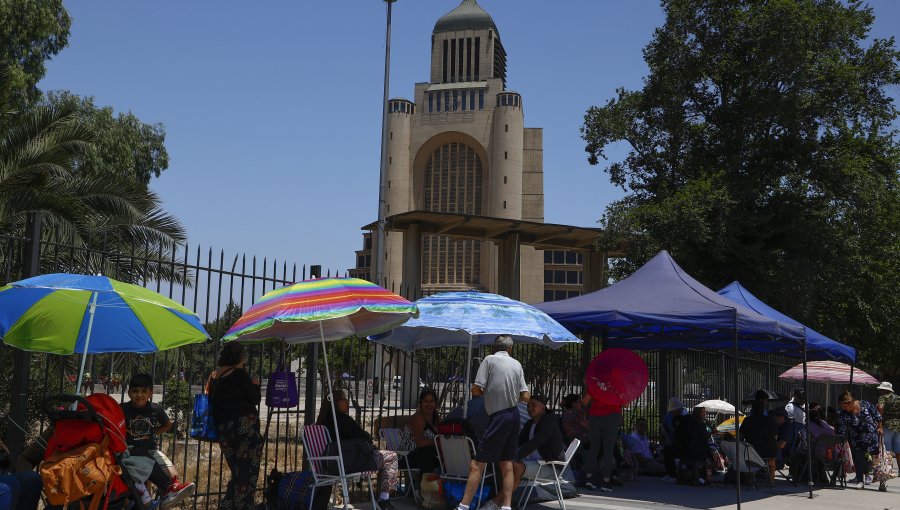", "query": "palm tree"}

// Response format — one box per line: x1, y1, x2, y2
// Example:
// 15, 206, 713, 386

0, 62, 189, 284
